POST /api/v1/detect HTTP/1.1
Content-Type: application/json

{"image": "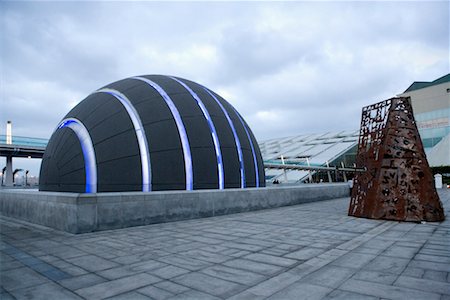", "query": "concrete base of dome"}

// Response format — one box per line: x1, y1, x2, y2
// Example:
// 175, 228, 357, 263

0, 184, 349, 234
